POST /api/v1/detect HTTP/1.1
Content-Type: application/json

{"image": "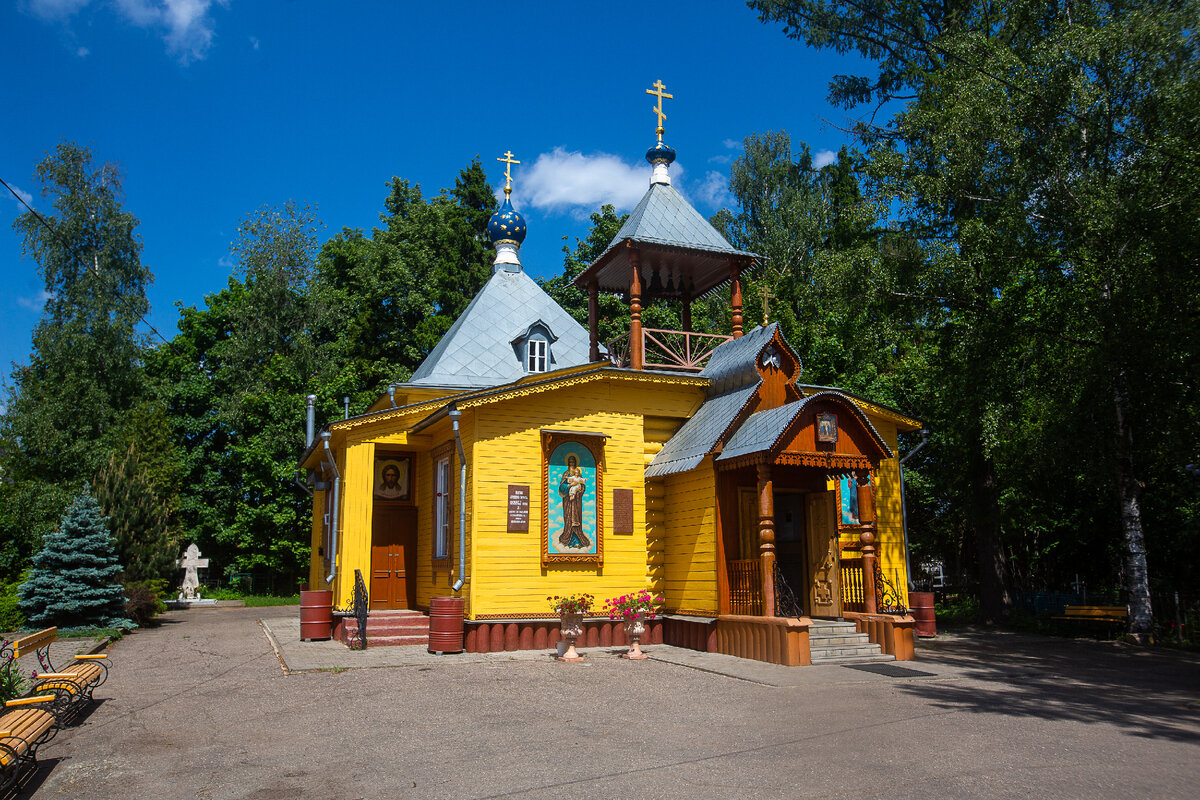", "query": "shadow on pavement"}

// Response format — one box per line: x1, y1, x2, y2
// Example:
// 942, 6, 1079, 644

906, 630, 1200, 743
